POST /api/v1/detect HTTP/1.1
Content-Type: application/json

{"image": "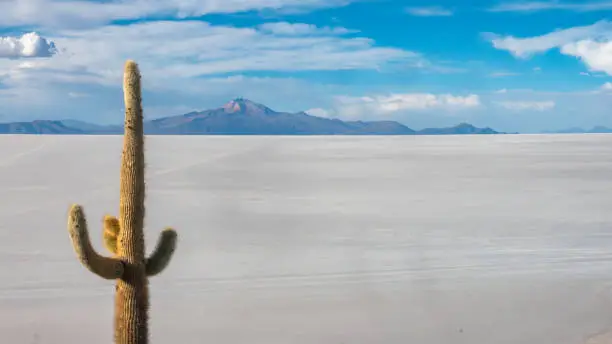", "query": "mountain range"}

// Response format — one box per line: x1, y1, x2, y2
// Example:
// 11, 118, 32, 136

542, 126, 612, 134
0, 98, 505, 135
